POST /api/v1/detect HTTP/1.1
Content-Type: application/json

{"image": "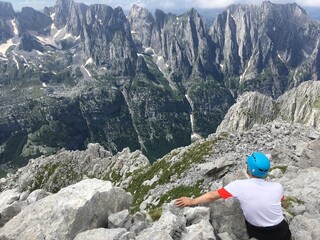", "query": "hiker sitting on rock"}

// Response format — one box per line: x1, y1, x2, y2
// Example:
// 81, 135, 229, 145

176, 152, 292, 240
